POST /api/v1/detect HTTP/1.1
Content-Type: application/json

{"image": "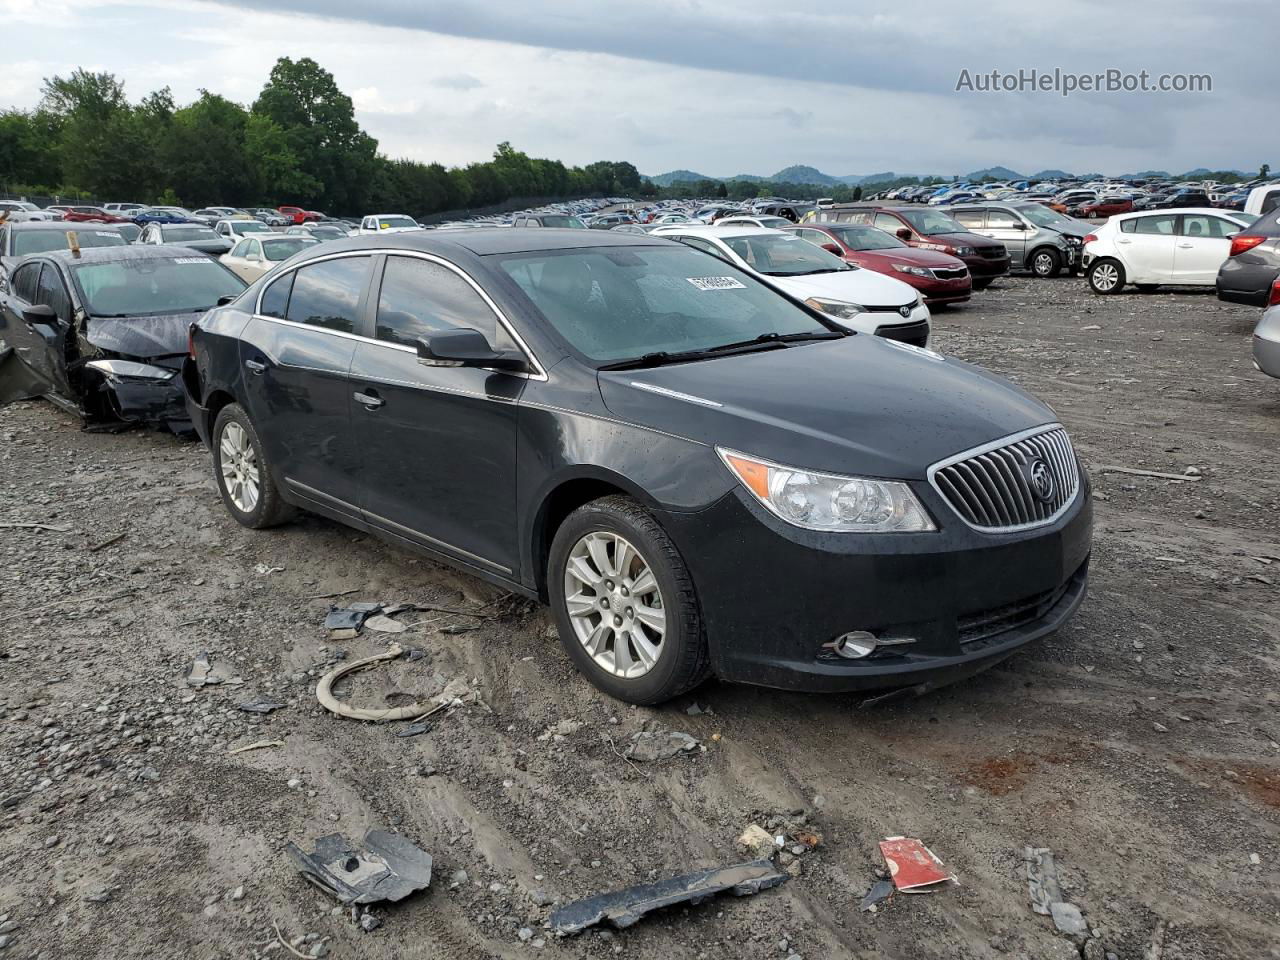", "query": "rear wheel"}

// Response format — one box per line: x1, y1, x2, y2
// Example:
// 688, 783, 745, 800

212, 403, 295, 529
548, 495, 709, 705
1087, 258, 1126, 294
1030, 247, 1063, 278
